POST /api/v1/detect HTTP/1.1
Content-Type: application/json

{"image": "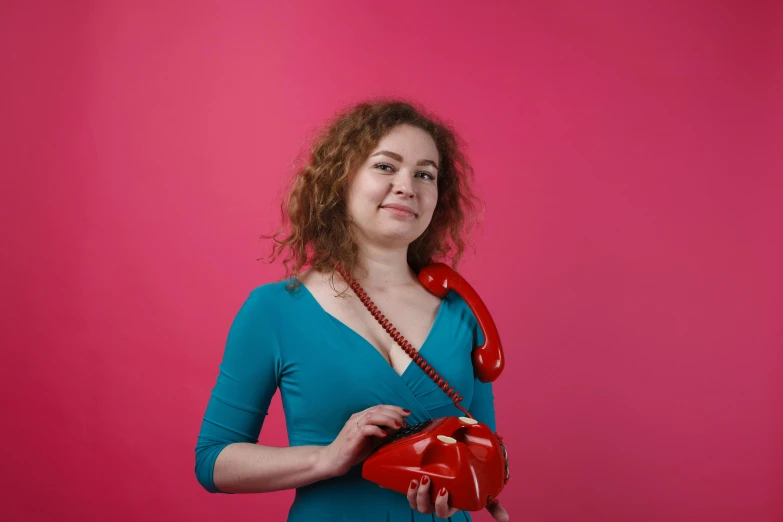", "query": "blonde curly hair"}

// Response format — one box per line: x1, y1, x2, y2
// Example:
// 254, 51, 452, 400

261, 99, 483, 283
